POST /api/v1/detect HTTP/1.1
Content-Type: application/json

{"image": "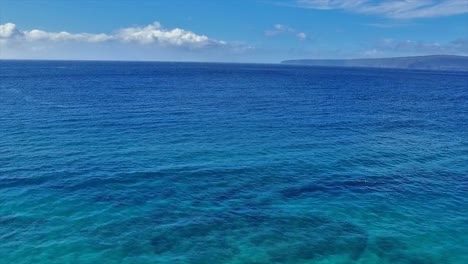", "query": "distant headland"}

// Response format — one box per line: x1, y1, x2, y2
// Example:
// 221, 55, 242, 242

281, 55, 468, 71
